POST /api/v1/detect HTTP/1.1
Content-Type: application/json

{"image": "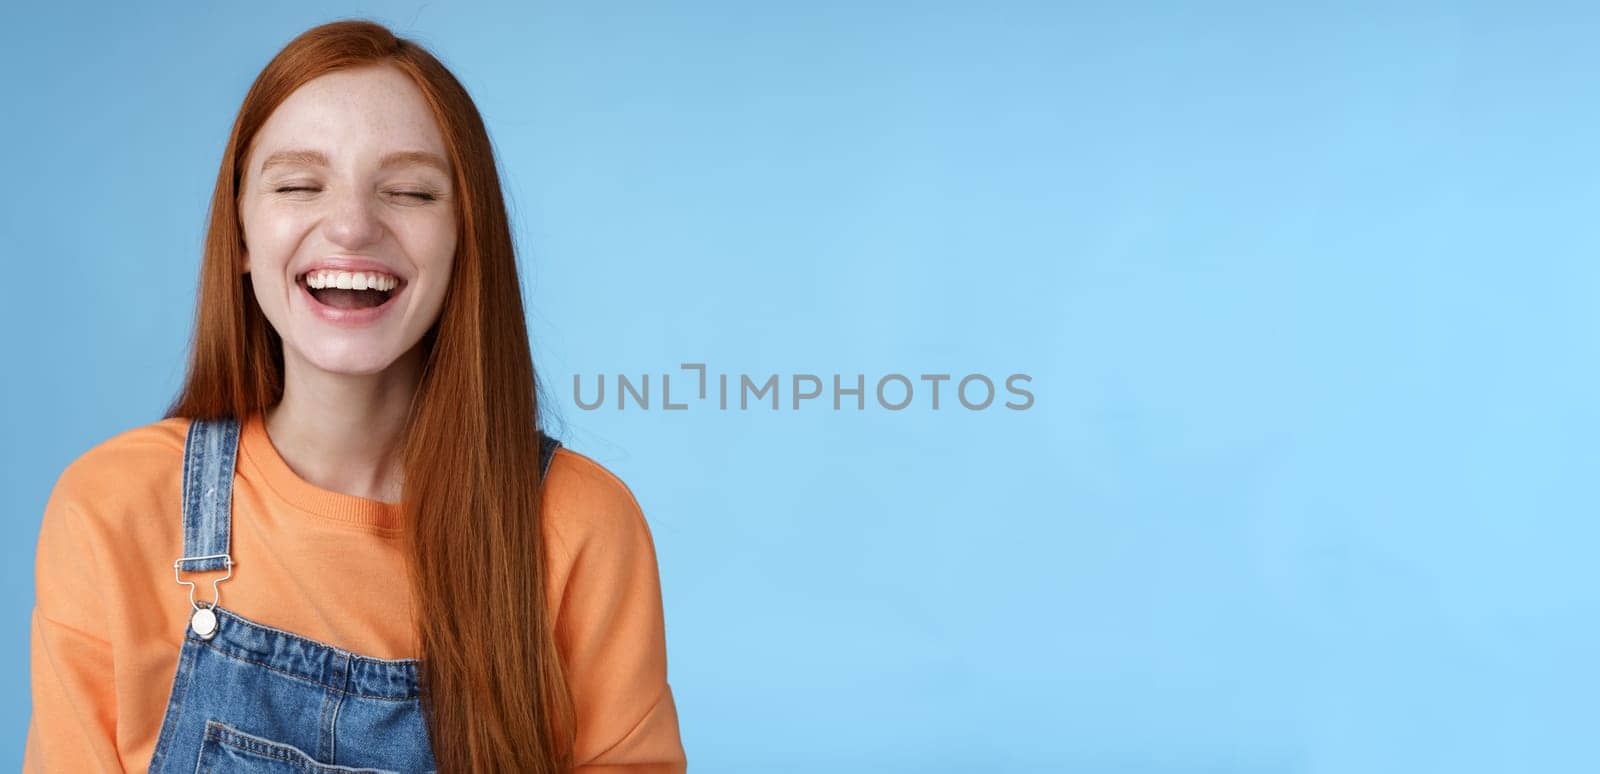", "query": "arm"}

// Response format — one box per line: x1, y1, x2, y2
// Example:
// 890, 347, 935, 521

556, 462, 687, 773
24, 474, 122, 772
